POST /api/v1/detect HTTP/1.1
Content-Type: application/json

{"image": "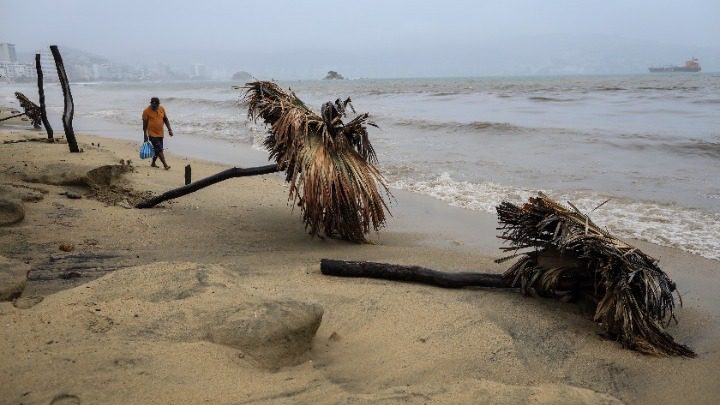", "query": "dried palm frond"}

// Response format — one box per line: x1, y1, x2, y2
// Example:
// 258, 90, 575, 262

15, 92, 41, 128
496, 192, 694, 357
242, 81, 390, 242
